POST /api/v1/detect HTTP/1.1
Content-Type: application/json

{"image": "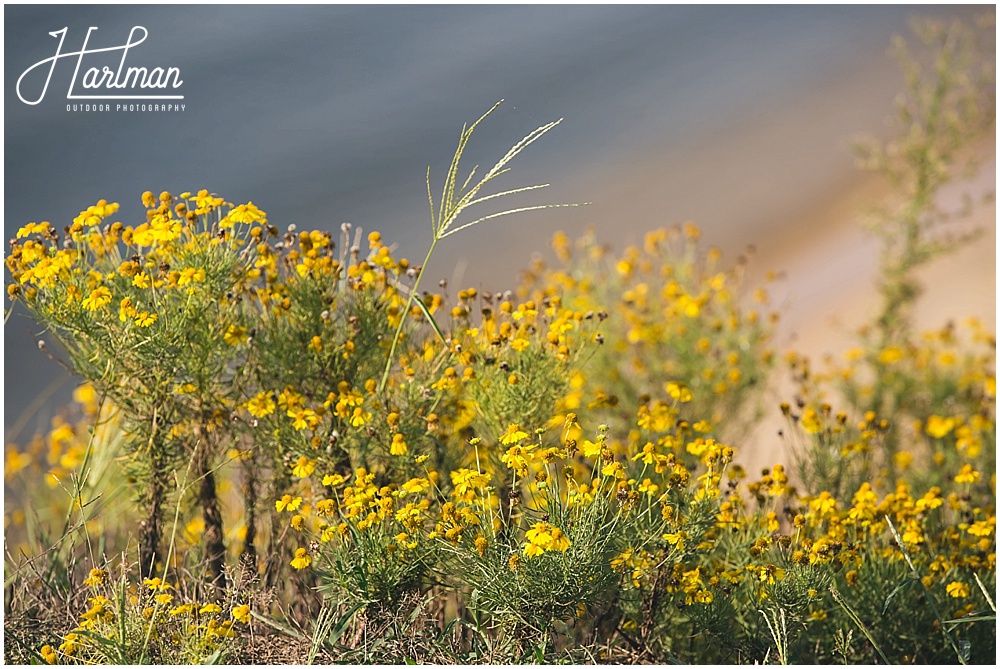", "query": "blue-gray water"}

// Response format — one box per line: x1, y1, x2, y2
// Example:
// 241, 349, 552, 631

3, 4, 988, 436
